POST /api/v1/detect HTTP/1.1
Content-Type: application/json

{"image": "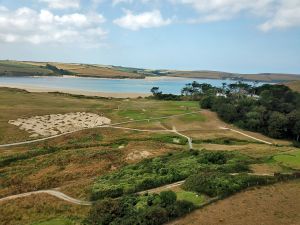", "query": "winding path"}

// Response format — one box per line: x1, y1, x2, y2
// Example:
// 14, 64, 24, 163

0, 190, 92, 206
0, 172, 274, 205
